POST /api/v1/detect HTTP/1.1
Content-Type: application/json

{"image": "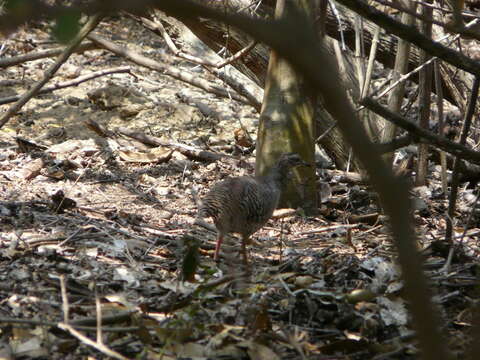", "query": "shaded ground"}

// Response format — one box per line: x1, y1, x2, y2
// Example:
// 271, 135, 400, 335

0, 16, 479, 359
